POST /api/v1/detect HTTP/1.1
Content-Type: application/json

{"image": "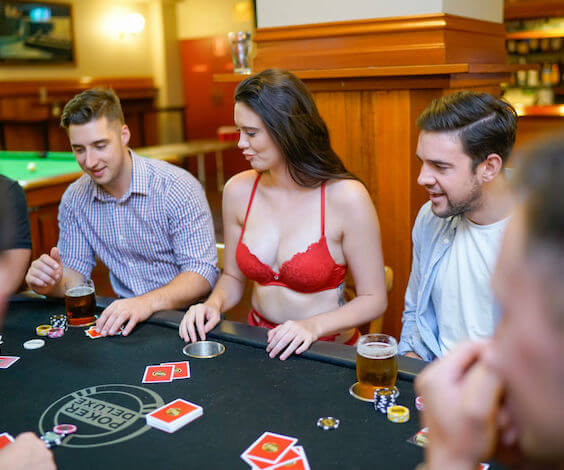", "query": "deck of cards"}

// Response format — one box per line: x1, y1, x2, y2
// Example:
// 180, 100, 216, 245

241, 432, 310, 470
146, 398, 203, 433
142, 361, 190, 384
